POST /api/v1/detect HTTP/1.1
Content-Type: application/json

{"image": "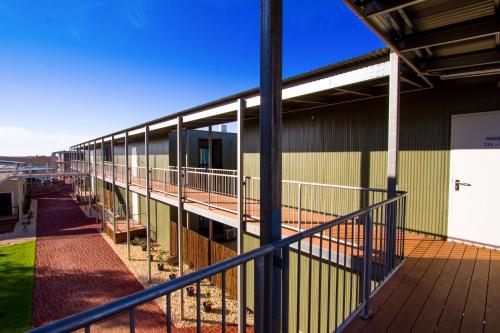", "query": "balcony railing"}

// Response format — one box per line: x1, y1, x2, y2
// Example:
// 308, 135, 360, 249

28, 191, 407, 333
91, 165, 389, 232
